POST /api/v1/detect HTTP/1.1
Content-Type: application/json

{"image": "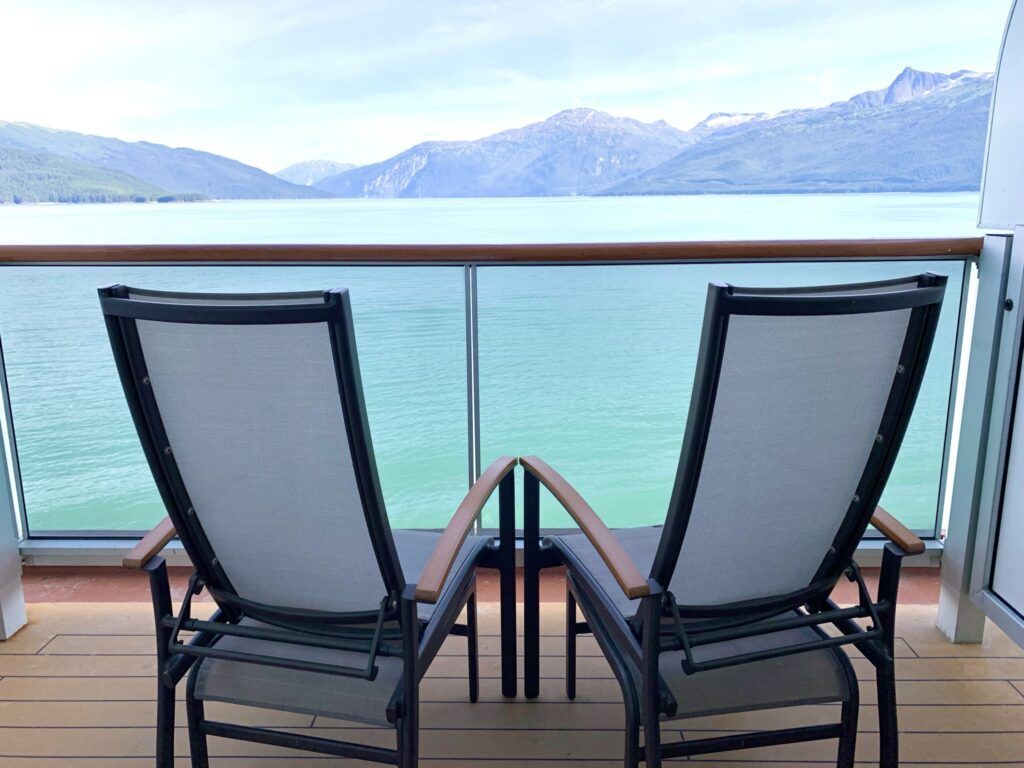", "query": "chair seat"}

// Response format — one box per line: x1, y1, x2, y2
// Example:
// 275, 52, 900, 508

194, 618, 406, 725
193, 532, 485, 724
394, 530, 484, 621
554, 526, 661, 617
555, 529, 854, 720
652, 625, 854, 720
